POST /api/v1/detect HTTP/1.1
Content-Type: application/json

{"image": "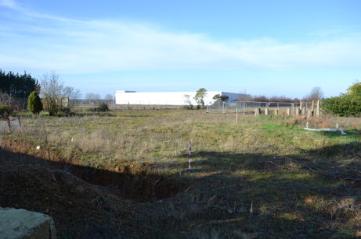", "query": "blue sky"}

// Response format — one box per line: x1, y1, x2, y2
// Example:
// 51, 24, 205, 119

0, 0, 360, 98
